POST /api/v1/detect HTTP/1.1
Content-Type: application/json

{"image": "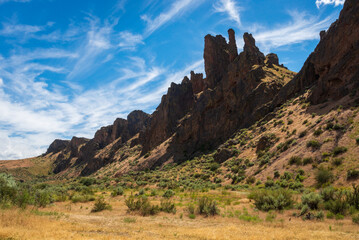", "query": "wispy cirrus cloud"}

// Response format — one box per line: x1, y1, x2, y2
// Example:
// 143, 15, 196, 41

141, 0, 204, 37
253, 11, 335, 52
213, 0, 242, 28
316, 0, 345, 8
118, 31, 144, 50
0, 0, 30, 4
